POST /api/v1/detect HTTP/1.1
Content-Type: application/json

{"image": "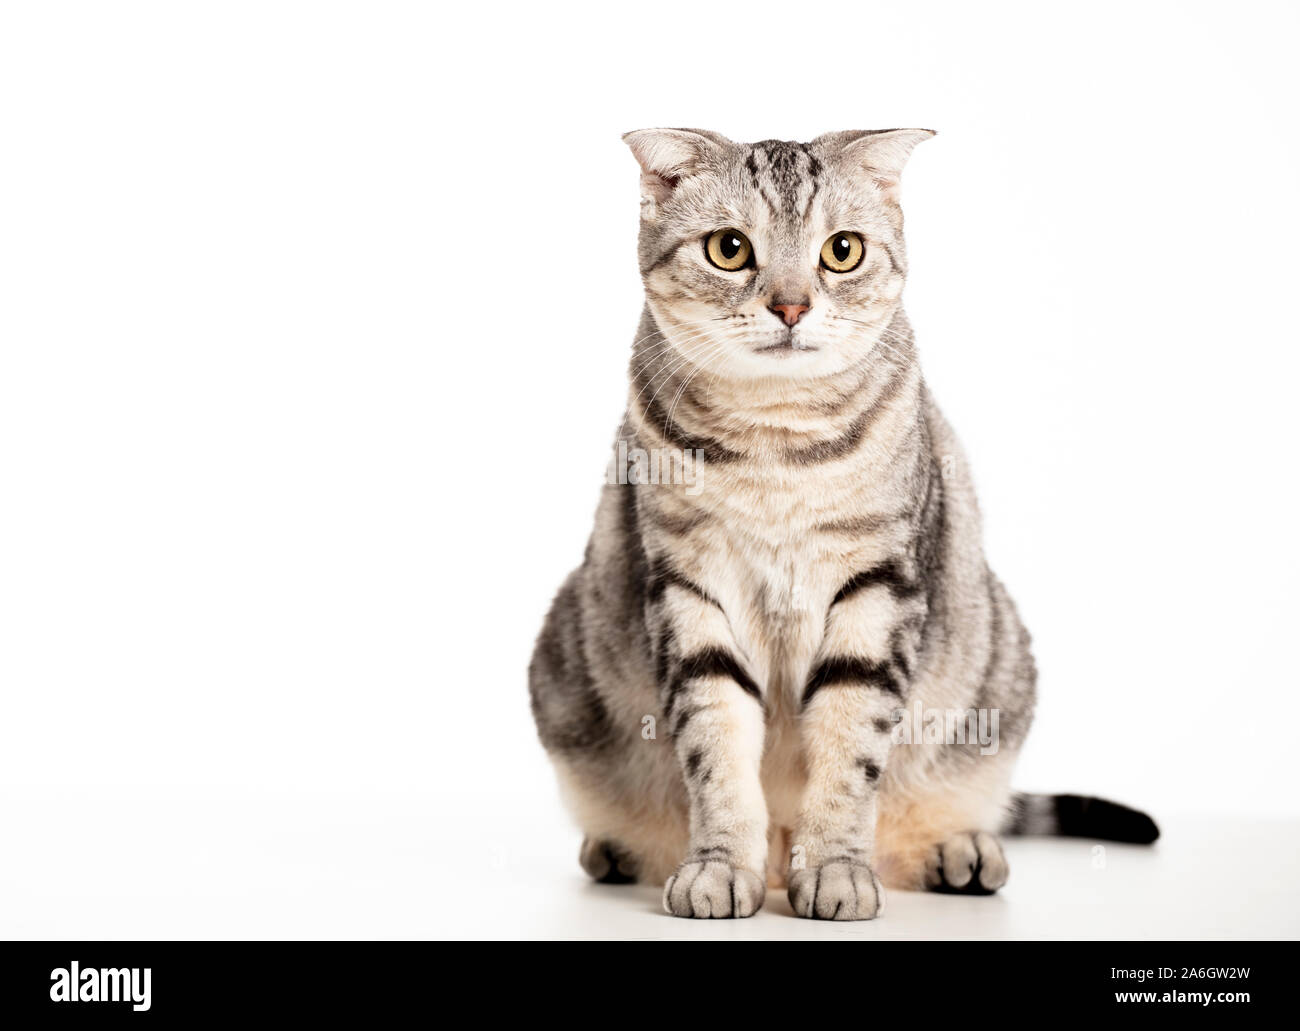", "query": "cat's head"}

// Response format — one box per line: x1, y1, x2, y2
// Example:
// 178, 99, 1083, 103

624, 128, 933, 381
